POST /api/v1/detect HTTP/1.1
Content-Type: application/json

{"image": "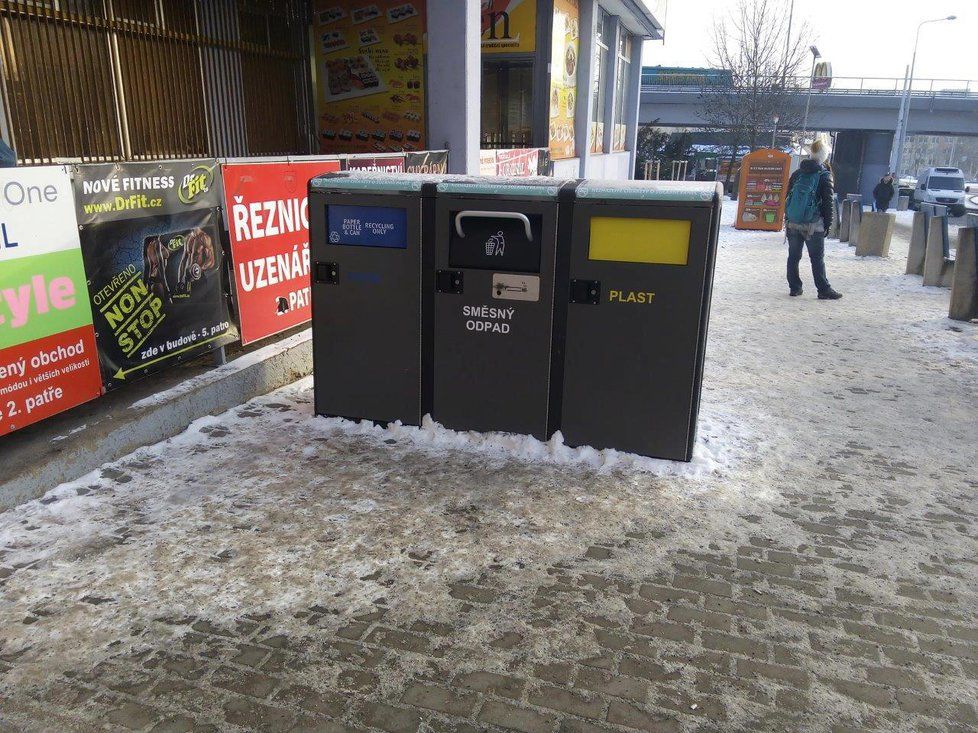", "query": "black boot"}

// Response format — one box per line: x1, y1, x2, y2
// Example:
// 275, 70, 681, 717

818, 289, 843, 300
